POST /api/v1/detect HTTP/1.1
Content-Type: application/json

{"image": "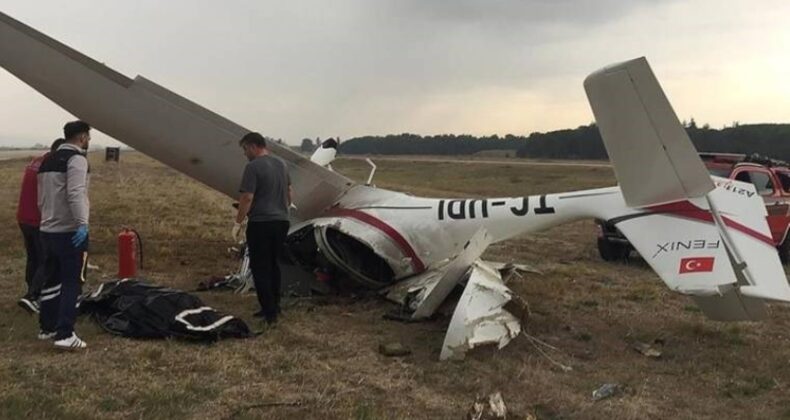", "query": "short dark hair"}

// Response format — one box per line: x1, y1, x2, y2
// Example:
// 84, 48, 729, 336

50, 138, 65, 152
63, 120, 90, 140
239, 132, 266, 148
